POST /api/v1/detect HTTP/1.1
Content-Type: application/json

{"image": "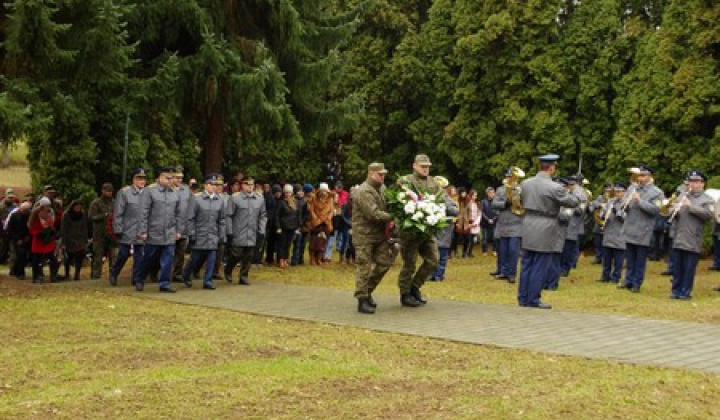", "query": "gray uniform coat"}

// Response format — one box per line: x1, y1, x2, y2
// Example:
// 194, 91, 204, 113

175, 184, 192, 237
671, 191, 714, 254
520, 172, 580, 253
436, 195, 459, 248
566, 185, 588, 240
186, 191, 226, 250
492, 185, 523, 238
226, 191, 267, 247
621, 183, 664, 247
601, 199, 625, 250
139, 184, 181, 245
112, 185, 145, 245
